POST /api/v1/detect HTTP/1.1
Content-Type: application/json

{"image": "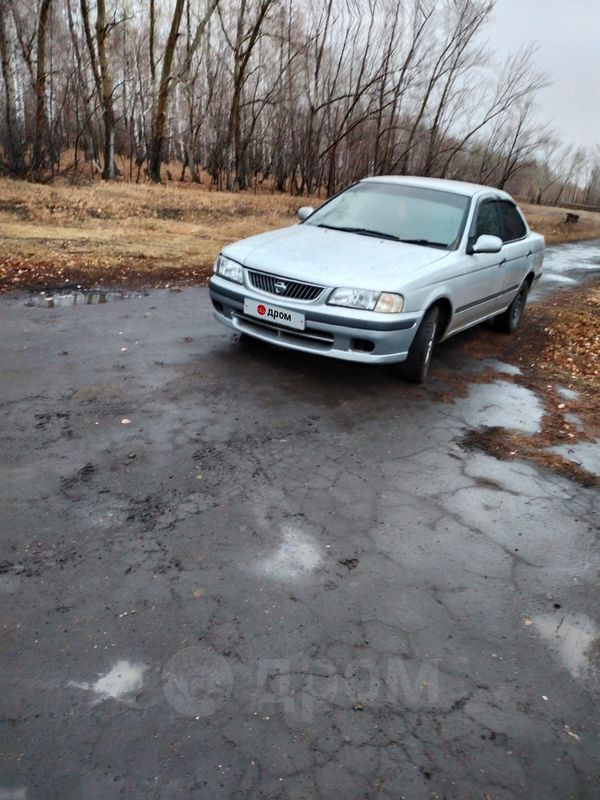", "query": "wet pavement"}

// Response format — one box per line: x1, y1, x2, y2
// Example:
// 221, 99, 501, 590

530, 238, 600, 300
0, 241, 599, 799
